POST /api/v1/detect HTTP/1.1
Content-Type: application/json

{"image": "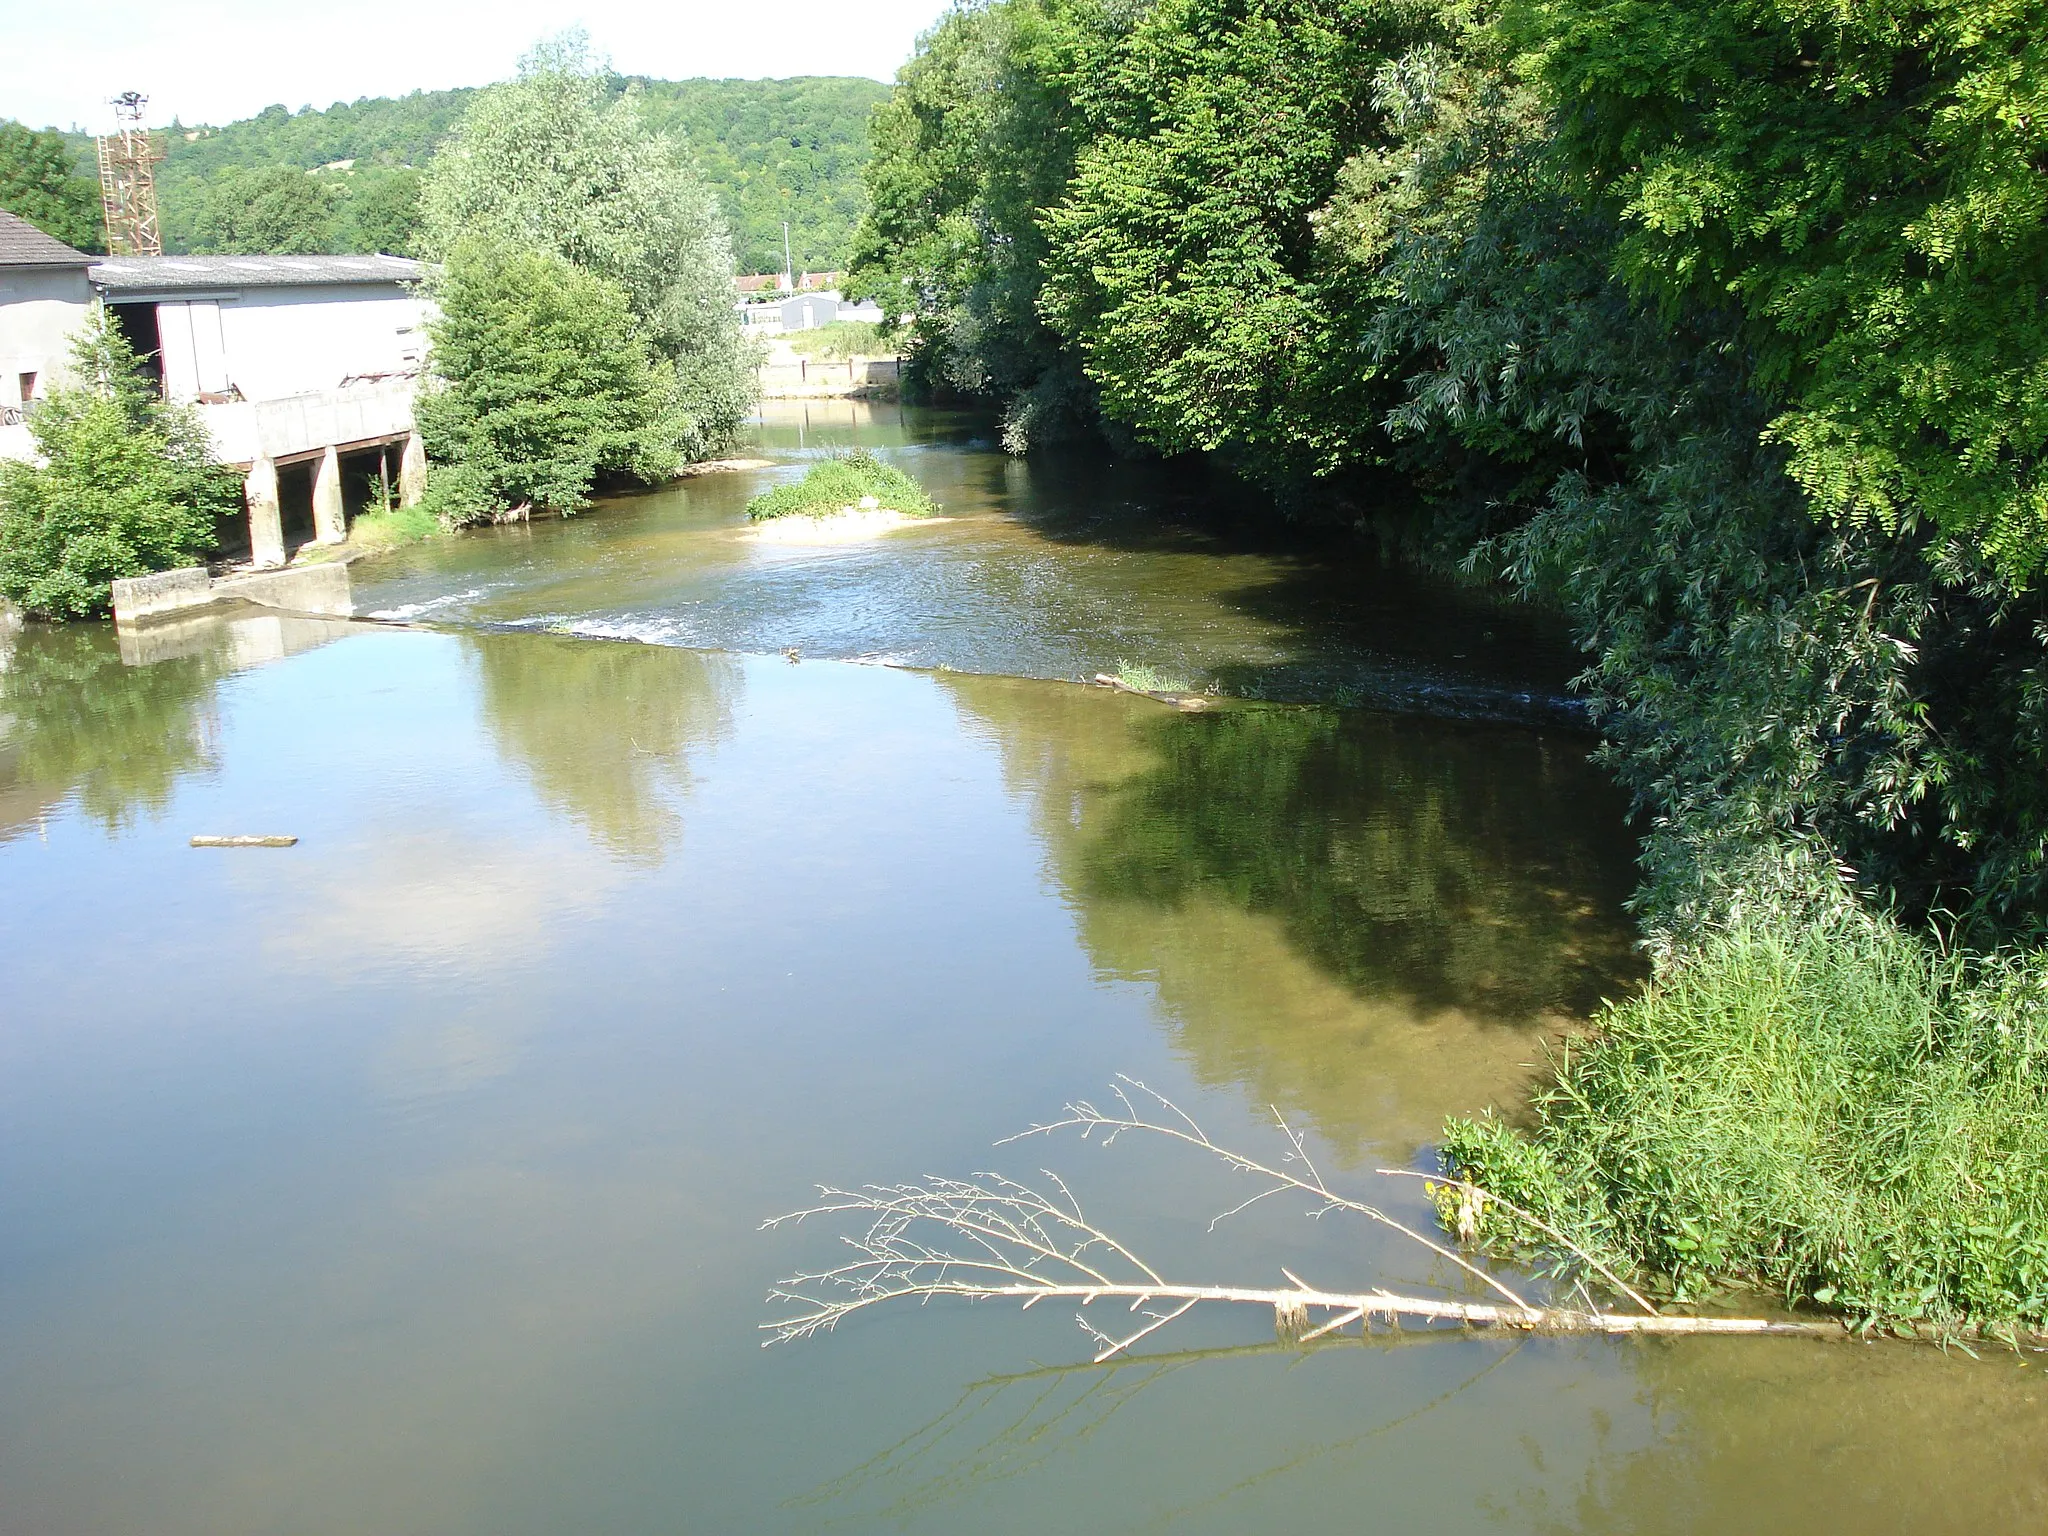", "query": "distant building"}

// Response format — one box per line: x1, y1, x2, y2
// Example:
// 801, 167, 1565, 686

741, 290, 886, 334
0, 210, 94, 440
